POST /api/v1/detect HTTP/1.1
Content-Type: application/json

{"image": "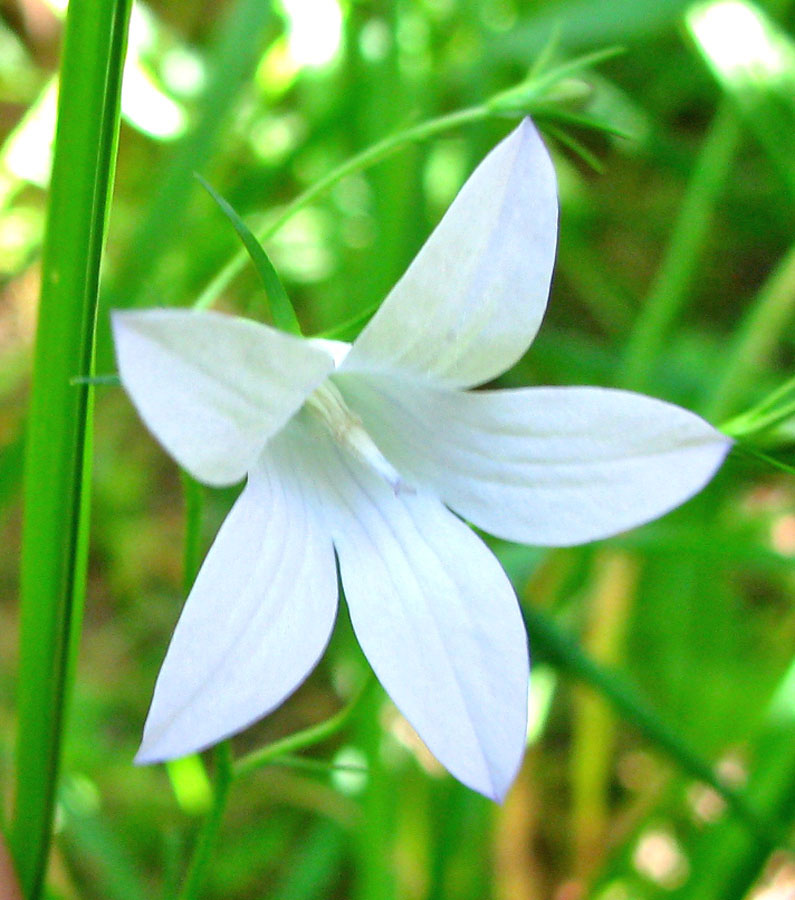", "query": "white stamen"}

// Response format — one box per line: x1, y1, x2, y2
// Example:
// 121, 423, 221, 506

305, 381, 412, 494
